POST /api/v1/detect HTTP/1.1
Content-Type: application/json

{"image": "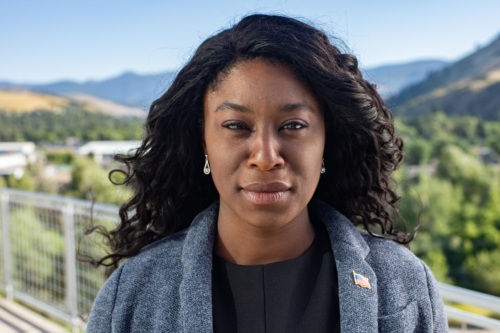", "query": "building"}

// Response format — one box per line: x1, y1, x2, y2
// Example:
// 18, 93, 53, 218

0, 142, 37, 179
